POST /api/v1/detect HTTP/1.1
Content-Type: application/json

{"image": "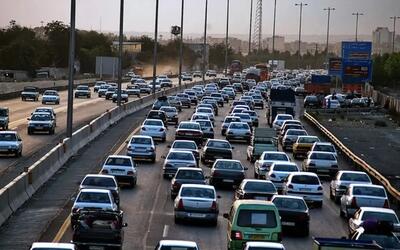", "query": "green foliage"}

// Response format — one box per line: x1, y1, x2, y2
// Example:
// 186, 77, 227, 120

372, 53, 400, 88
